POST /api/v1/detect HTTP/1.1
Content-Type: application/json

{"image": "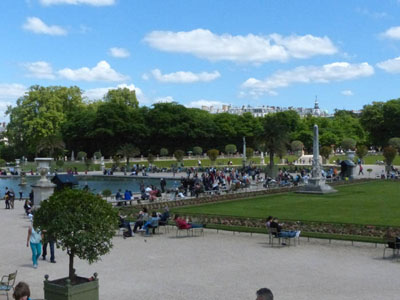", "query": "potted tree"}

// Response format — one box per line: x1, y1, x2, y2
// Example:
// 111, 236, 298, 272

34, 189, 118, 300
